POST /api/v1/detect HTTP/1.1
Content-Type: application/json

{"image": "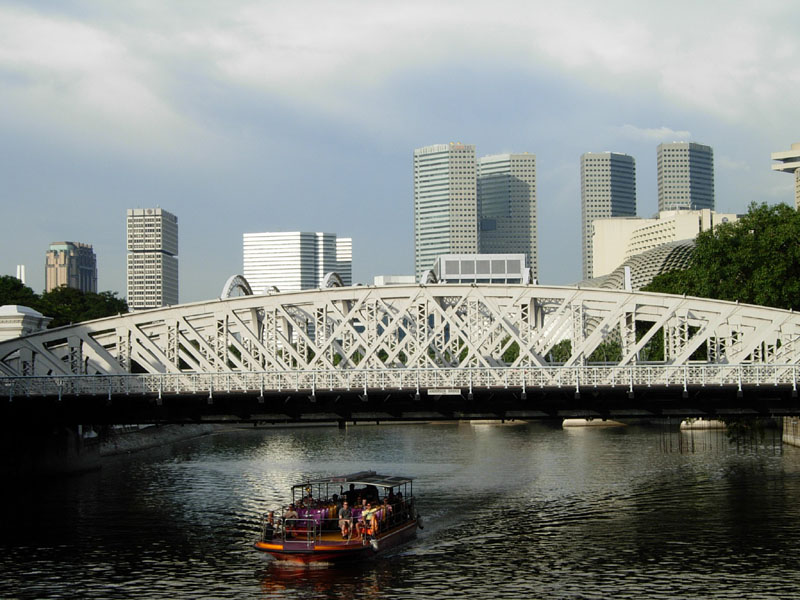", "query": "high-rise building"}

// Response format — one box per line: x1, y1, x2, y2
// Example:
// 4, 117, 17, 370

580, 152, 637, 279
657, 142, 714, 212
477, 153, 538, 279
413, 143, 477, 279
126, 208, 178, 310
45, 241, 97, 293
771, 142, 800, 210
242, 232, 352, 293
